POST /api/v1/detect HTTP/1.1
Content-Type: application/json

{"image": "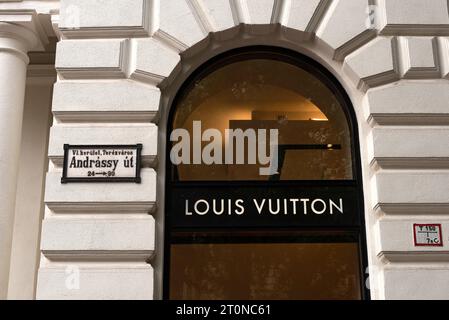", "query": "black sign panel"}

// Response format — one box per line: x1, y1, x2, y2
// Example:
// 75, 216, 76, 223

169, 183, 361, 228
